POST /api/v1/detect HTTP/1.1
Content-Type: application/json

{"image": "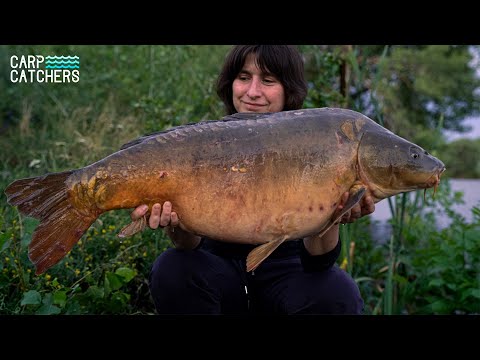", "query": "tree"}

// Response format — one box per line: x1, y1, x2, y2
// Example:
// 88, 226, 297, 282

301, 45, 480, 149
438, 138, 480, 178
